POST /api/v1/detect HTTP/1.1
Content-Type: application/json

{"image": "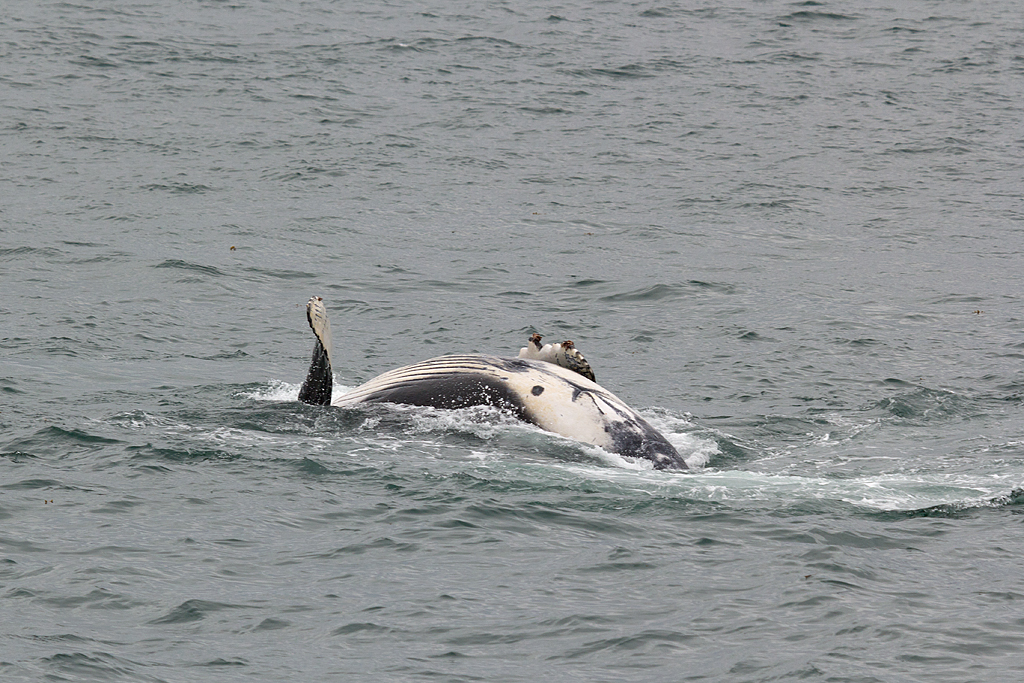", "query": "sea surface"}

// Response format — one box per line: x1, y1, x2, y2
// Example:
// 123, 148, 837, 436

3, 1, 1024, 681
